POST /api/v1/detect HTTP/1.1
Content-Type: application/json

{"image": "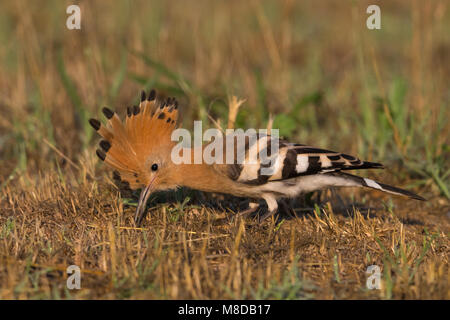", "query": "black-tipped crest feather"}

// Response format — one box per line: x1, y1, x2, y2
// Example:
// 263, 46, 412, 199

89, 118, 100, 130
102, 107, 114, 119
